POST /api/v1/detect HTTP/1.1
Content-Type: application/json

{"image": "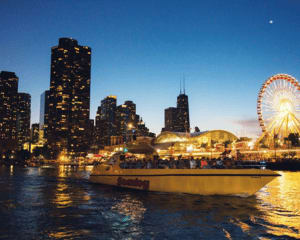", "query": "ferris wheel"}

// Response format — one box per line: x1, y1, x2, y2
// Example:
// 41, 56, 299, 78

257, 73, 300, 140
